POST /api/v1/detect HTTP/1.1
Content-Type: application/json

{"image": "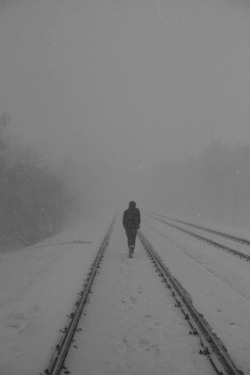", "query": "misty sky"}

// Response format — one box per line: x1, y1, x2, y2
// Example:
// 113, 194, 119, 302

1, 0, 250, 202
